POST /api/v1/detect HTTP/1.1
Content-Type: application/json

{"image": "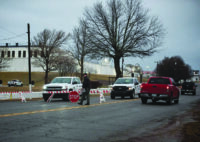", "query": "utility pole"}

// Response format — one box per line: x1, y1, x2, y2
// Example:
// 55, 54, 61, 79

27, 23, 32, 92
